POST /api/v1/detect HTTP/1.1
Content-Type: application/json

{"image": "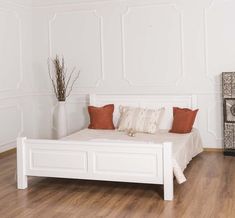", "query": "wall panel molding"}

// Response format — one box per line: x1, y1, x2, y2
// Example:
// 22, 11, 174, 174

0, 0, 225, 151
0, 0, 32, 8
48, 10, 105, 88
203, 0, 235, 86
203, 0, 216, 84
0, 9, 23, 92
32, 0, 111, 8
207, 96, 223, 140
0, 104, 24, 146
121, 3, 185, 87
